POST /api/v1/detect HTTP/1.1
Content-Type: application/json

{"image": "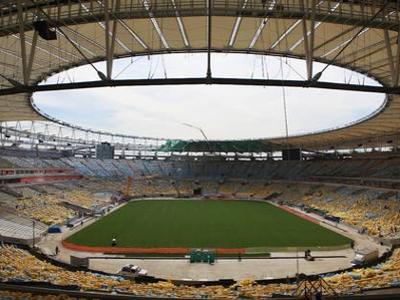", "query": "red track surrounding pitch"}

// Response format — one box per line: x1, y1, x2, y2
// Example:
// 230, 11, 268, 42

62, 240, 246, 254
